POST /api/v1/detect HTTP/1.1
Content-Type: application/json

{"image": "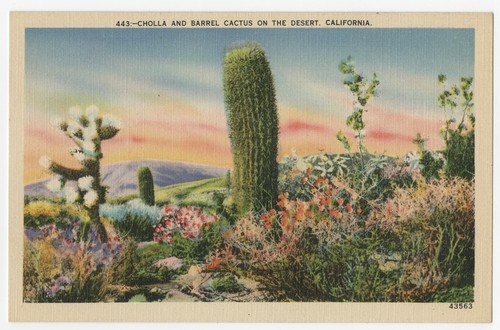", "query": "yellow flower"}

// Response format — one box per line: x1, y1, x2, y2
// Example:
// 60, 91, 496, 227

24, 201, 60, 218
